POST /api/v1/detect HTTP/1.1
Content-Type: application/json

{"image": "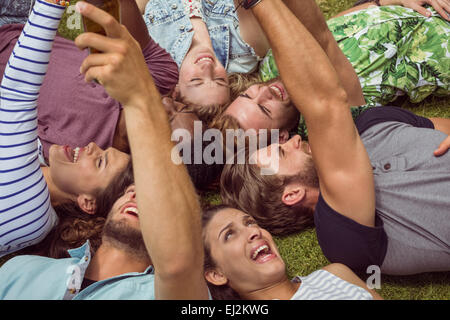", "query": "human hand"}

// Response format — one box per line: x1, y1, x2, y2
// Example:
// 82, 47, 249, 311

396, 0, 450, 20
434, 135, 450, 157
75, 1, 155, 107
